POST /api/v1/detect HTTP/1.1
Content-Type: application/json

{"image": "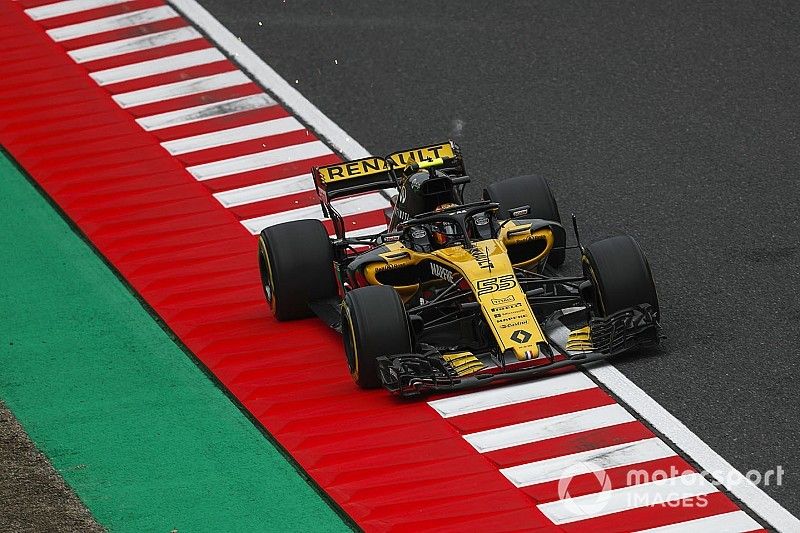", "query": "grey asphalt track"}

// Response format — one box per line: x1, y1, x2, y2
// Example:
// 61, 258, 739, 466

197, 0, 800, 516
